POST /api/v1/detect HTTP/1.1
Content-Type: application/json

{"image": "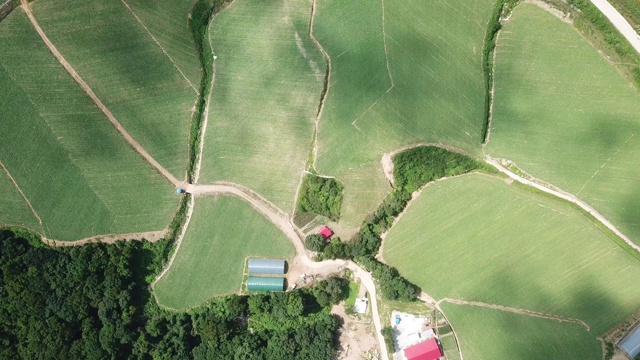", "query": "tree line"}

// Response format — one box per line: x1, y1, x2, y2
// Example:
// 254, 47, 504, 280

0, 229, 345, 359
306, 146, 485, 302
